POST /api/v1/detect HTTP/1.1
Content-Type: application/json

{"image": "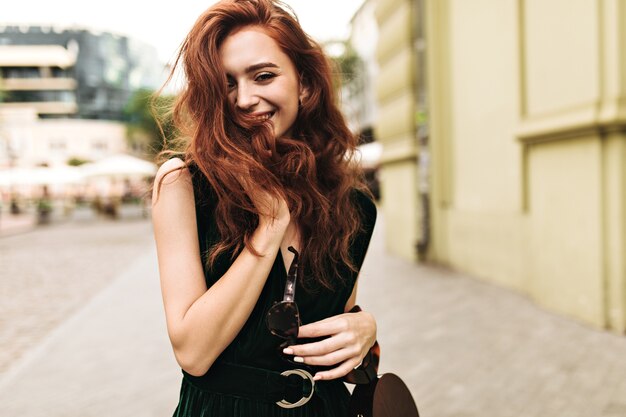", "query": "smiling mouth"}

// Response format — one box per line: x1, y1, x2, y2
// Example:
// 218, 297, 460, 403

251, 112, 275, 122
